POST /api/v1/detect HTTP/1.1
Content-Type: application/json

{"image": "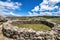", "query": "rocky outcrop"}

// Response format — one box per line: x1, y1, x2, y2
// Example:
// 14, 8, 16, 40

2, 23, 60, 40
0, 16, 7, 22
